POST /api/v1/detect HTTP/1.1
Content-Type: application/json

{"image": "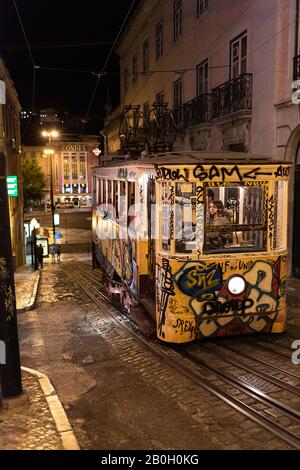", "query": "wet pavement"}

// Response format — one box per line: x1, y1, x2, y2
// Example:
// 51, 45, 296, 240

5, 254, 300, 450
